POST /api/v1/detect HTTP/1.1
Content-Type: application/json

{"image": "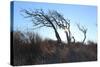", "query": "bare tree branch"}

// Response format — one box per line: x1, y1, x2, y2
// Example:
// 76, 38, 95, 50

77, 24, 87, 43
21, 9, 62, 44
